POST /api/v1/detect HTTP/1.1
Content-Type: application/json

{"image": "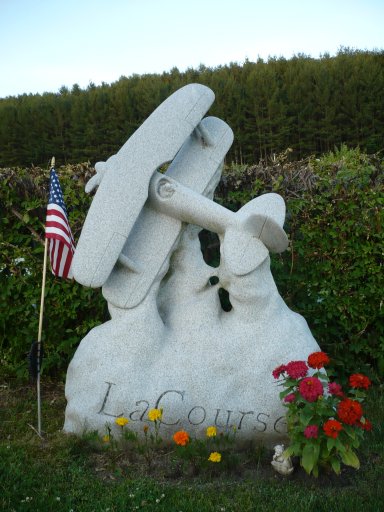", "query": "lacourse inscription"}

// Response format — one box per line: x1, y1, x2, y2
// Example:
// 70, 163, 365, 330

64, 84, 321, 444
98, 383, 287, 435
